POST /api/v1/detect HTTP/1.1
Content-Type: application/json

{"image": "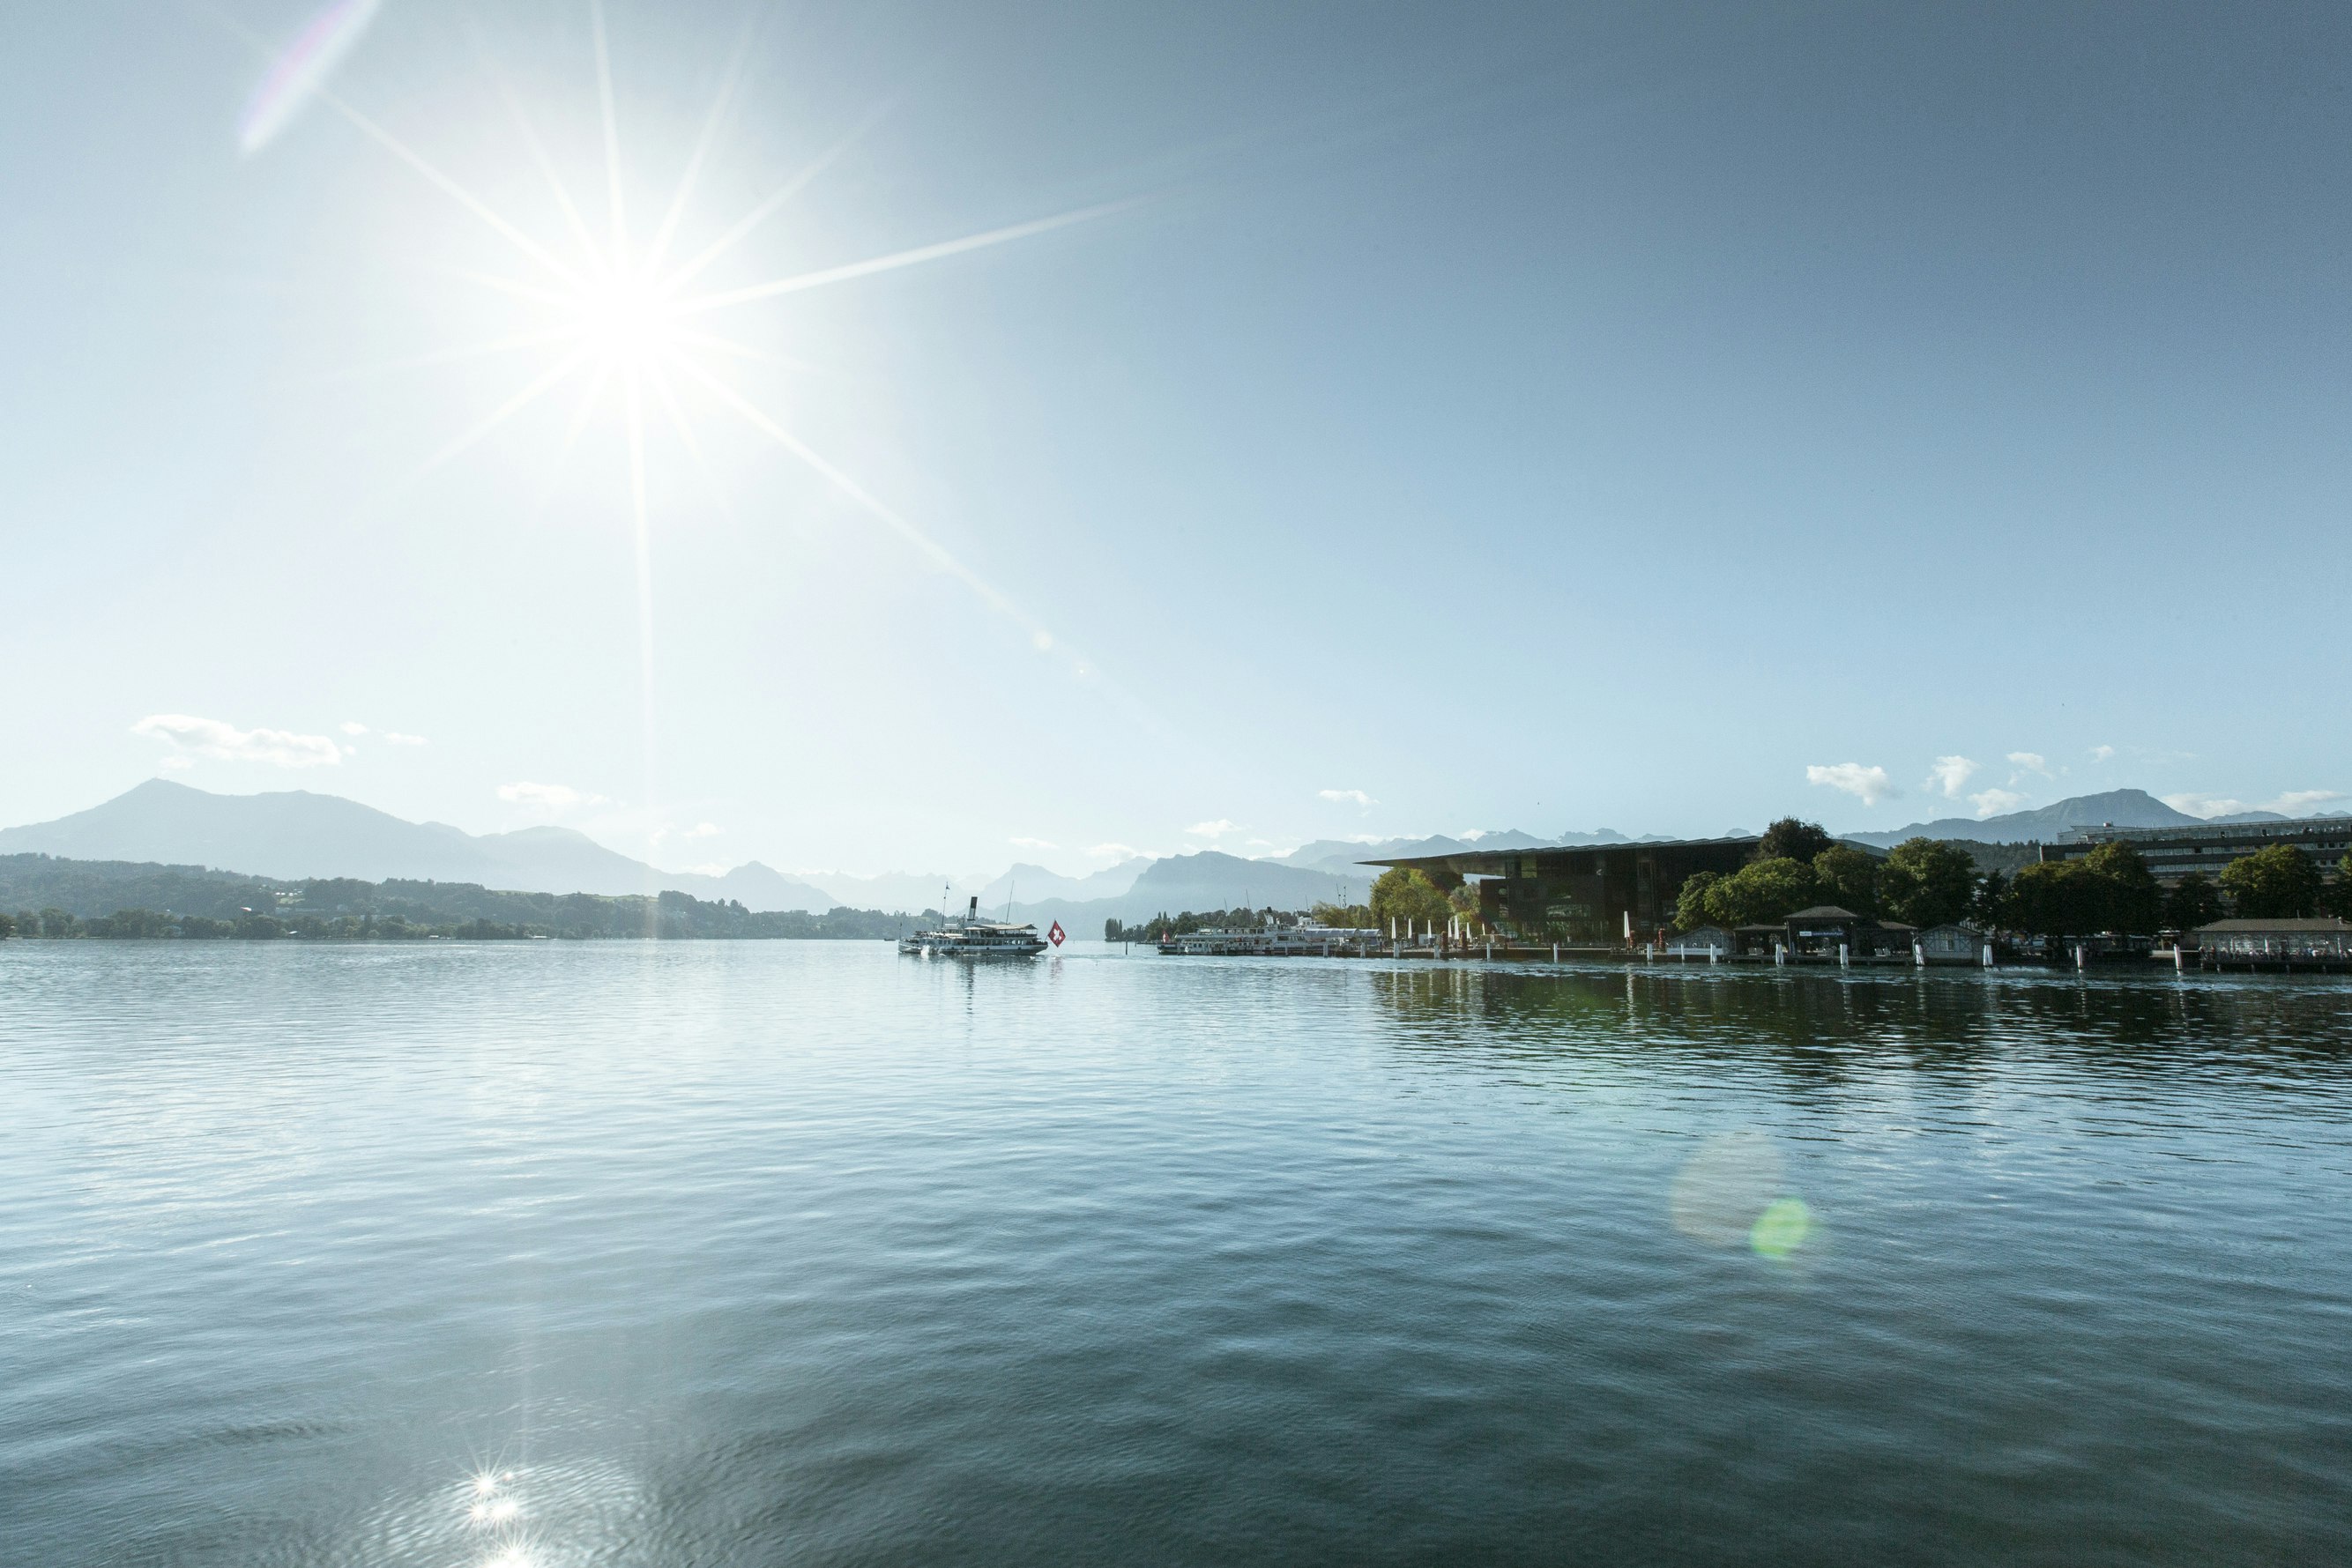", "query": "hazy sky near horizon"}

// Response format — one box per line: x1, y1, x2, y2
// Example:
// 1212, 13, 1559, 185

6, 0, 2350, 877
